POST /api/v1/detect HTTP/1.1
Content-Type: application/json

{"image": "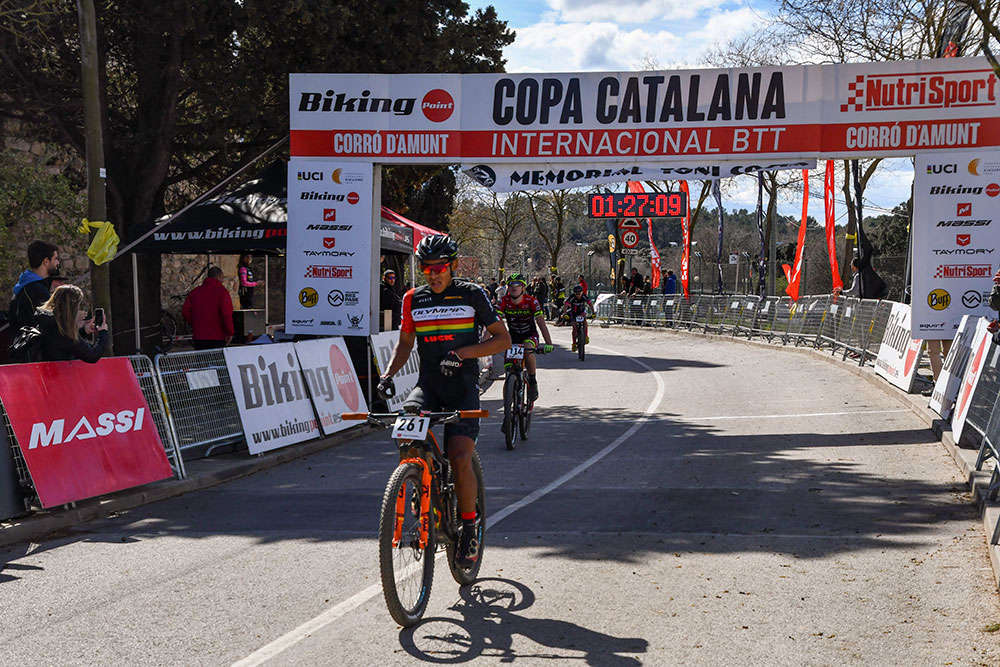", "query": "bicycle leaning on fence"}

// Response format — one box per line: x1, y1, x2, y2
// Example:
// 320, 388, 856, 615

501, 340, 550, 450
342, 406, 488, 627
